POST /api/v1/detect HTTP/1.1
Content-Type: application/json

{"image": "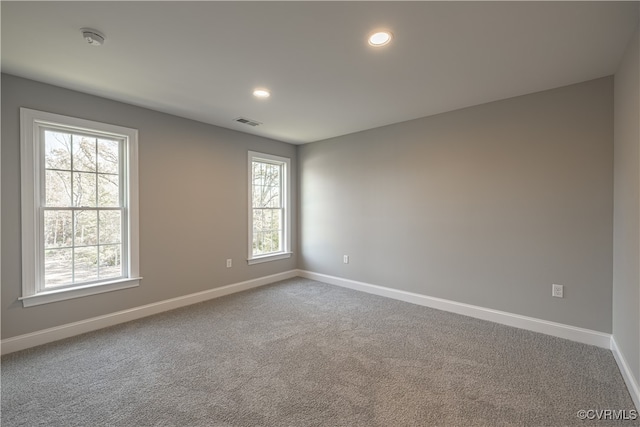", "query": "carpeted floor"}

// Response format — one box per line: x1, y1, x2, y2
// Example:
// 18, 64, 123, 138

1, 278, 637, 426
